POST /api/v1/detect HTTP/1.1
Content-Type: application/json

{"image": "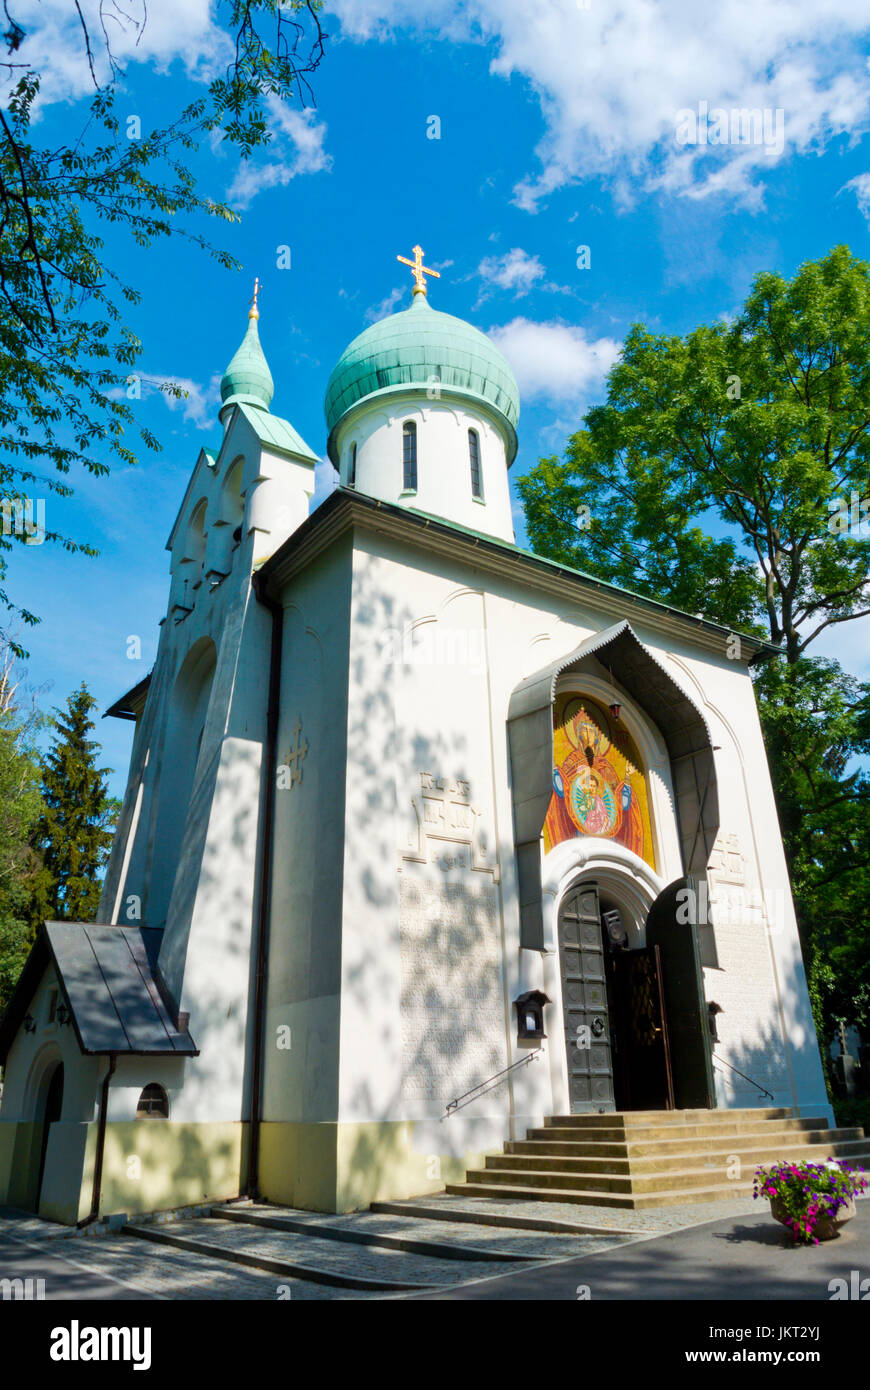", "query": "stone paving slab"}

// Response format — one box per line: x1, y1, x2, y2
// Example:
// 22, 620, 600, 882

140, 1216, 552, 1287
234, 1202, 627, 1258
16, 1229, 378, 1300
369, 1190, 761, 1233
0, 1208, 77, 1241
